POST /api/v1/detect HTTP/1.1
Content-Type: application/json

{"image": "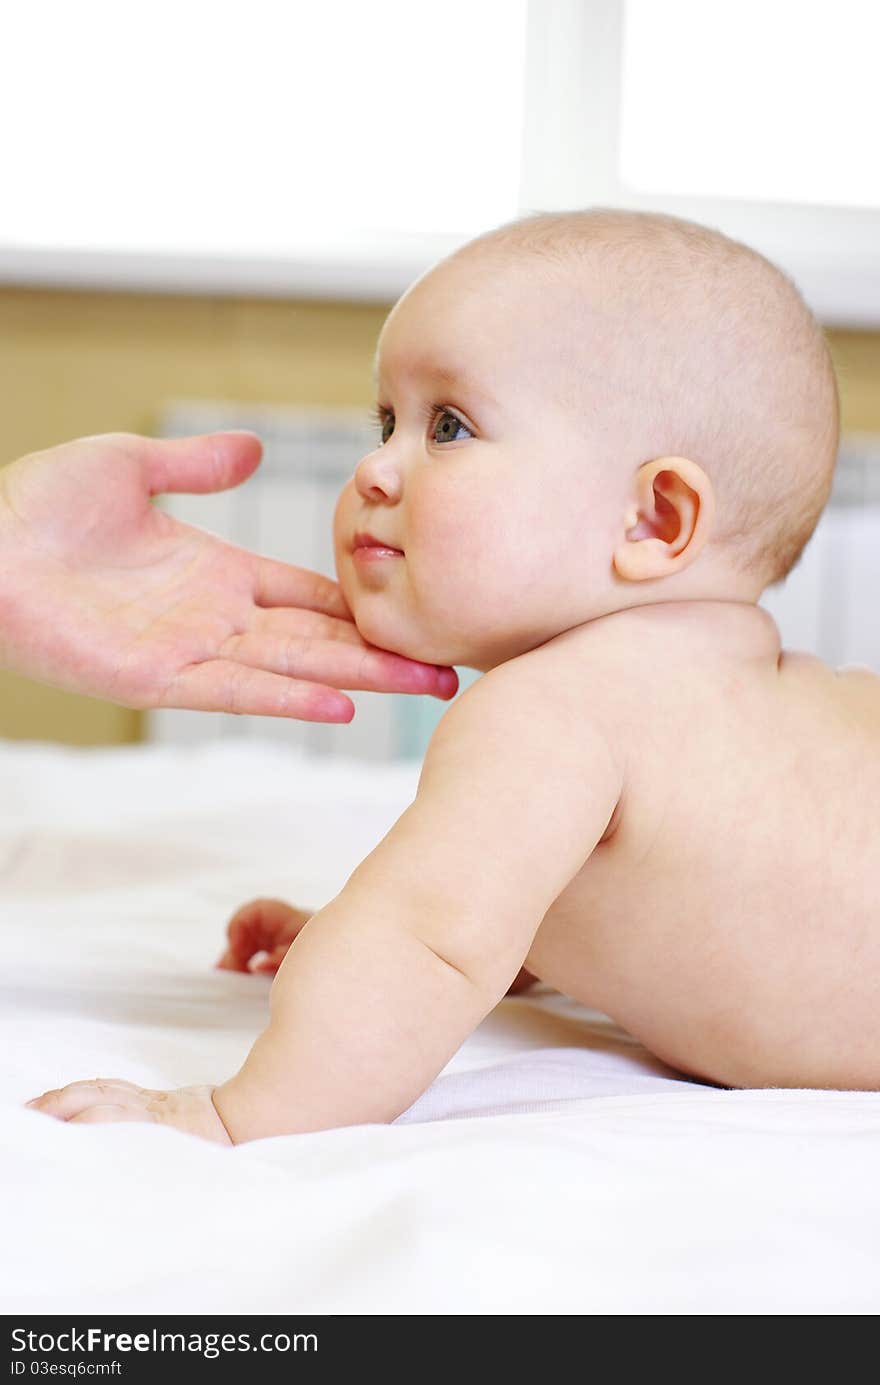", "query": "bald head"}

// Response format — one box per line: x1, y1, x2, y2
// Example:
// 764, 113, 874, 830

447, 210, 840, 588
